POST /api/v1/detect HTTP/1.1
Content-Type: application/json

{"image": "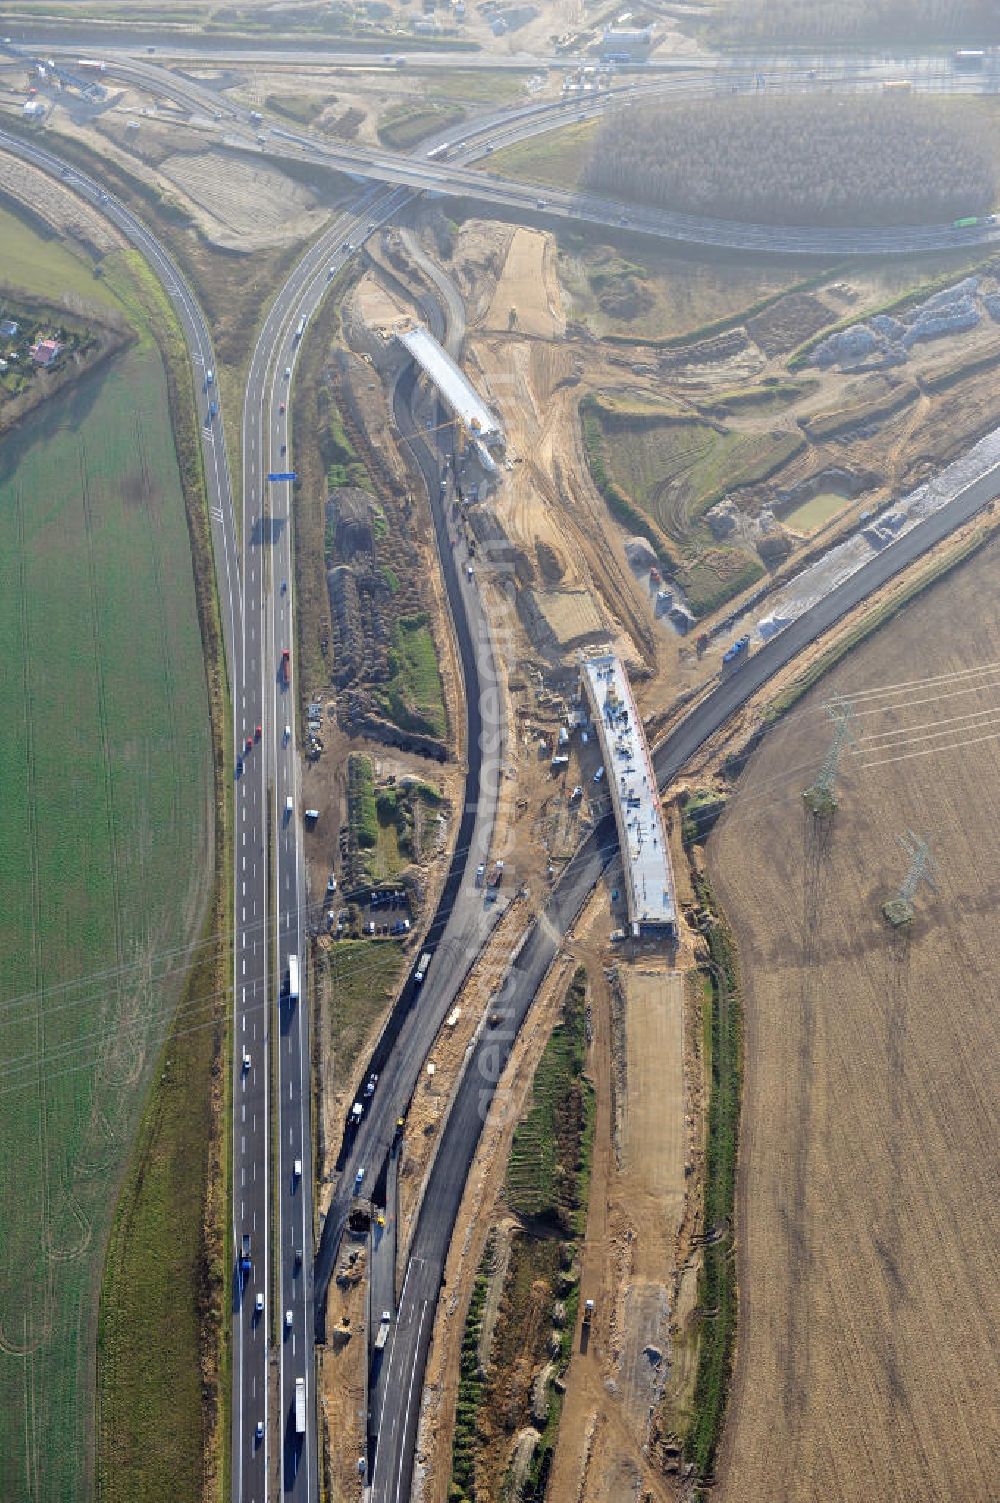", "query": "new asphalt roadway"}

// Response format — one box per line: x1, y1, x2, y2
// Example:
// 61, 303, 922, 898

370, 416, 1000, 1503
7, 42, 1000, 1502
